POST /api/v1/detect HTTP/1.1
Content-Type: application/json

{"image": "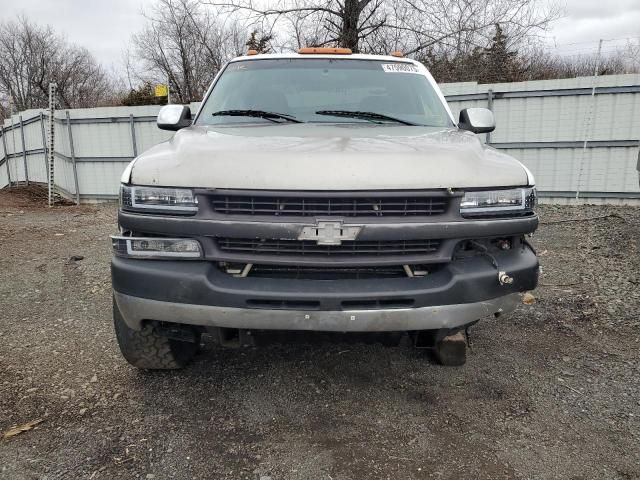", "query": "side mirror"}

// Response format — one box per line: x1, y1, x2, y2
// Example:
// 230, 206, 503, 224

458, 108, 495, 134
157, 105, 192, 131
